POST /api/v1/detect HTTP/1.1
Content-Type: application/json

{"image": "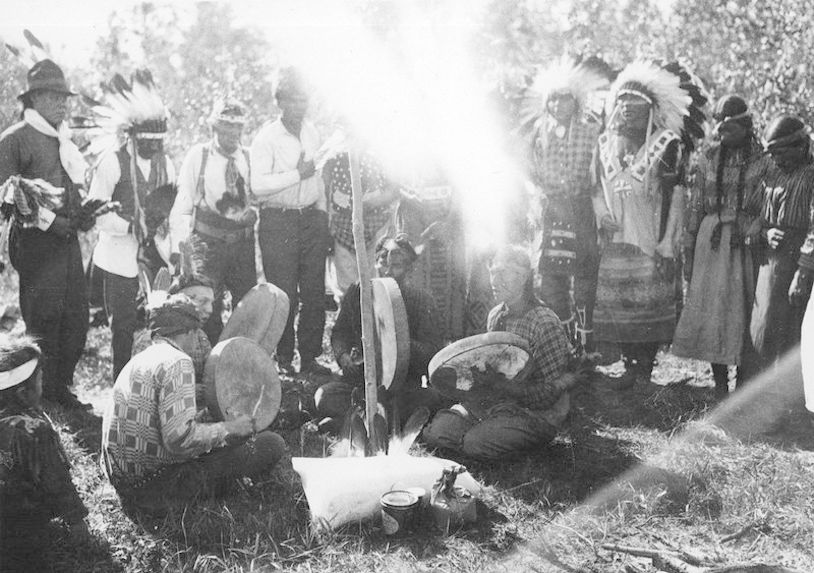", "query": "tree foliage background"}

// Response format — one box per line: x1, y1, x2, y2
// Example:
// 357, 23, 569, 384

0, 0, 812, 158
